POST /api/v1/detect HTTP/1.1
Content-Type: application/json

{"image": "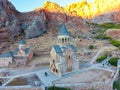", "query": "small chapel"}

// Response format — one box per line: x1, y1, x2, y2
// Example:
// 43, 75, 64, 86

50, 24, 79, 76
